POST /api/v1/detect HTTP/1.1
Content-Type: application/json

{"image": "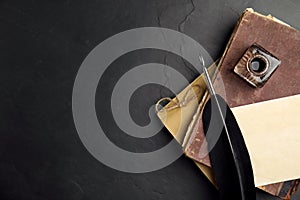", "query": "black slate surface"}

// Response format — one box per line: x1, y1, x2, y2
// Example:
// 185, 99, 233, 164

1, 0, 300, 199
